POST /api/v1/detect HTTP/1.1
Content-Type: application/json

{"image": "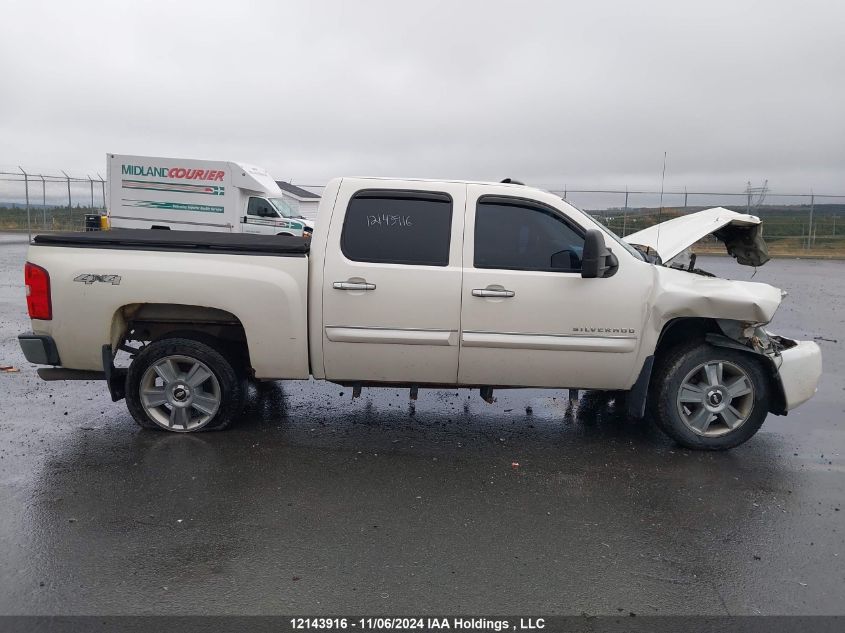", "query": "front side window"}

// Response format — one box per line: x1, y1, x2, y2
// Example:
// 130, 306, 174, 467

247, 197, 279, 218
269, 197, 301, 219
341, 190, 453, 266
474, 197, 585, 272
